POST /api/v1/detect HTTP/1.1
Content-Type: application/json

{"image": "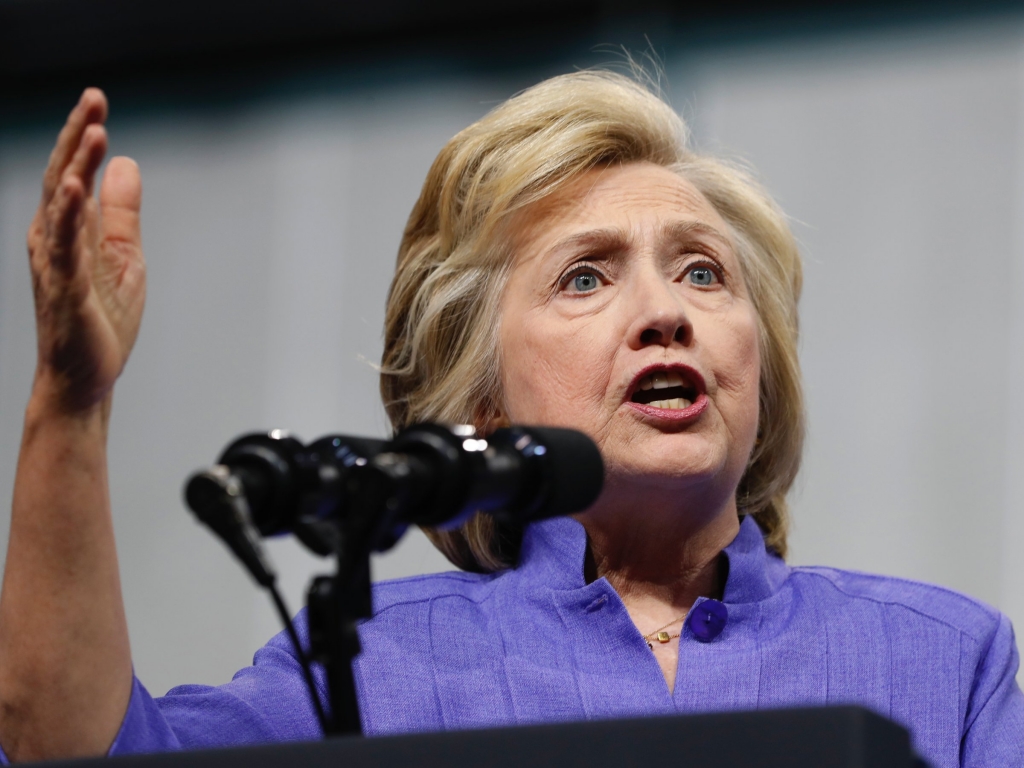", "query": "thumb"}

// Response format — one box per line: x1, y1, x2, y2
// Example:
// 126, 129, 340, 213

98, 156, 142, 248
